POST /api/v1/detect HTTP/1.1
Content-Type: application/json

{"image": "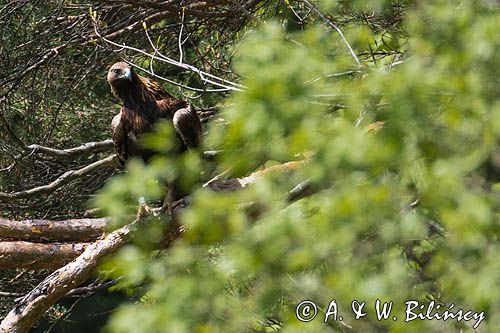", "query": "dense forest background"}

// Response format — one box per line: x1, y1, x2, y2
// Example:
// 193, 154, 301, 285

0, 0, 499, 332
